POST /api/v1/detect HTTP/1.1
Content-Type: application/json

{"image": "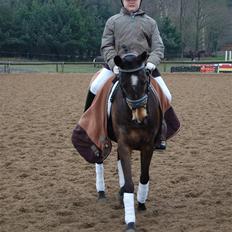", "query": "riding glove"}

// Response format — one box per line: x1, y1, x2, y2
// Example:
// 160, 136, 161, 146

146, 62, 156, 72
